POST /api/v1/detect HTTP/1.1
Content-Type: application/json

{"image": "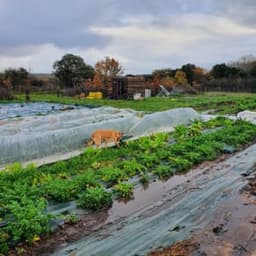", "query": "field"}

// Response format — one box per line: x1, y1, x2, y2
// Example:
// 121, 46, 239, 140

1, 93, 256, 255
5, 92, 256, 114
